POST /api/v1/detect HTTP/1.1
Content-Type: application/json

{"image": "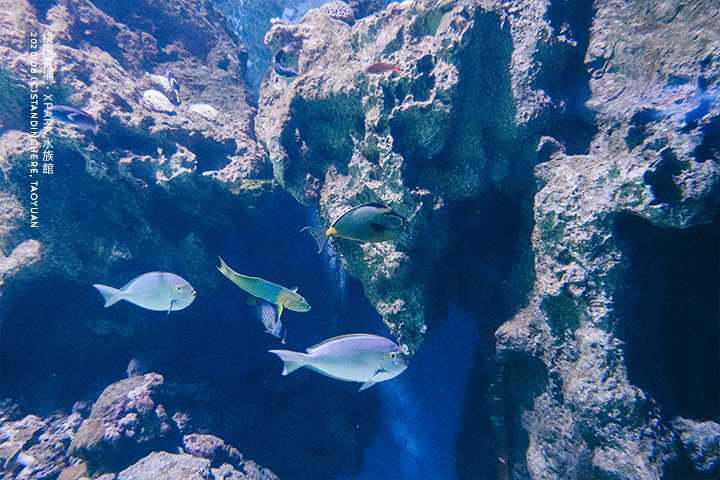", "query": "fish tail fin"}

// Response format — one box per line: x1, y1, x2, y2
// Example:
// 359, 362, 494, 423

300, 226, 329, 254
269, 349, 308, 375
217, 256, 236, 280
393, 64, 401, 73
93, 284, 124, 307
